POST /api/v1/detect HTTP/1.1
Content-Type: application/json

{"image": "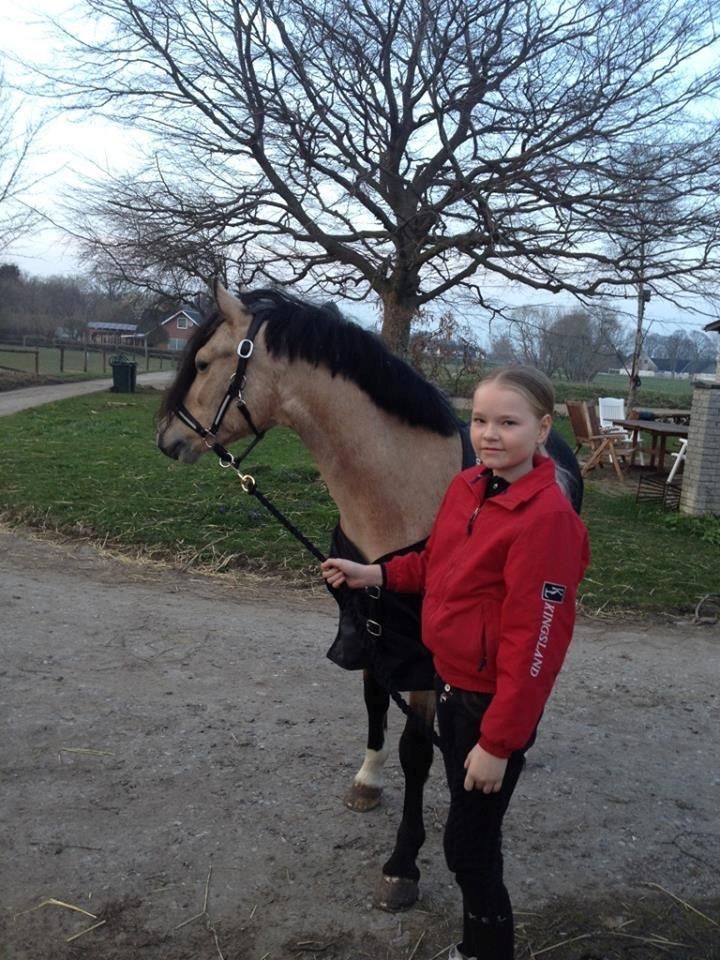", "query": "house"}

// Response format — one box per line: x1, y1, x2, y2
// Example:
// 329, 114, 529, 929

638, 353, 658, 372
86, 321, 139, 345
649, 357, 716, 378
161, 307, 202, 351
